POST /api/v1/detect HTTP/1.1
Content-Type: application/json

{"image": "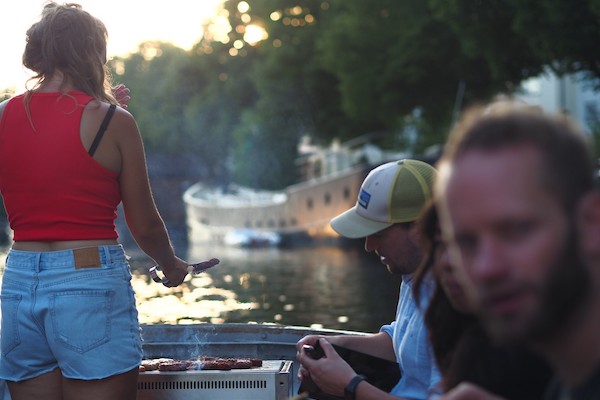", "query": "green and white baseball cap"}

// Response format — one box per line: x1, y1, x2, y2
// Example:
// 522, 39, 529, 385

330, 159, 437, 238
